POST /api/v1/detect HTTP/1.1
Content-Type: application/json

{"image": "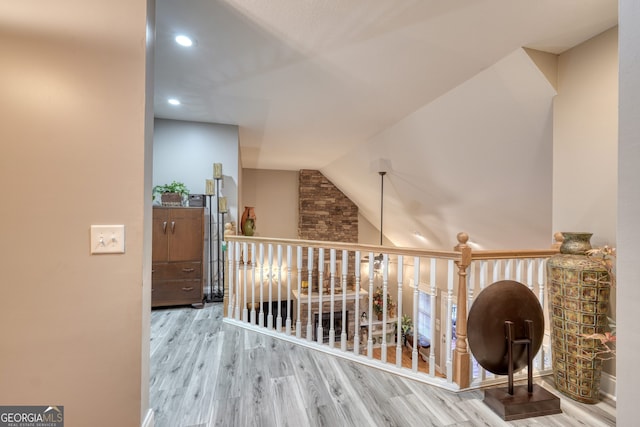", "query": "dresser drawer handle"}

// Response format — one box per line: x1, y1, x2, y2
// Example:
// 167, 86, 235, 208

182, 268, 195, 273
182, 286, 194, 292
